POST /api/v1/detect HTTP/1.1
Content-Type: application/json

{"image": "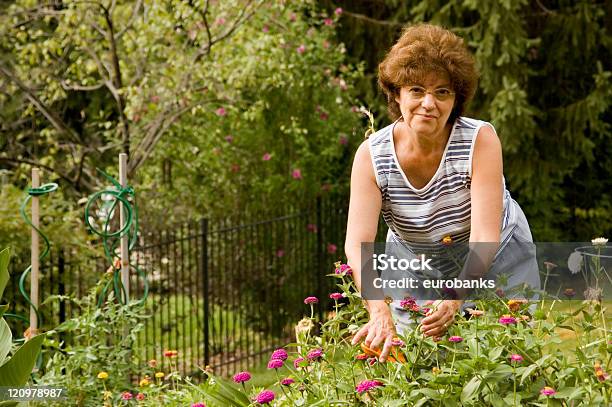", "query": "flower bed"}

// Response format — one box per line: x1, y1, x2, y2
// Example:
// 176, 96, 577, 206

196, 262, 611, 406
